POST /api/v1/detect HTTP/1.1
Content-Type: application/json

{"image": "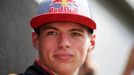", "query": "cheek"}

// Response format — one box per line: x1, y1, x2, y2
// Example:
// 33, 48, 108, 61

77, 44, 89, 58
74, 38, 90, 52
74, 39, 90, 61
38, 37, 57, 55
38, 38, 58, 61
